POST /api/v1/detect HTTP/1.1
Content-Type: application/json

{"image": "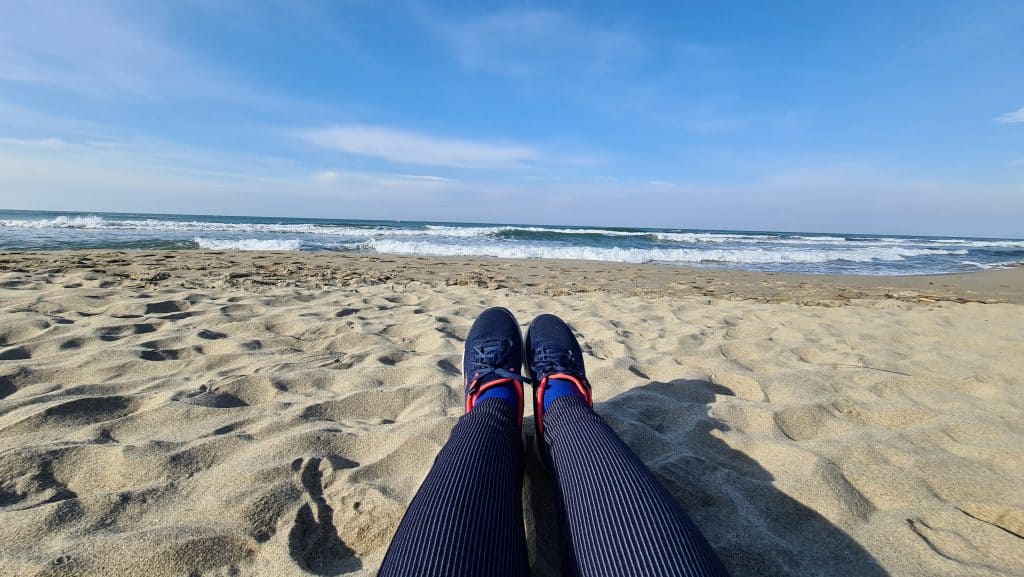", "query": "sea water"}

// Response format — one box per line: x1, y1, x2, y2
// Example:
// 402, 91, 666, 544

1, 209, 1021, 275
